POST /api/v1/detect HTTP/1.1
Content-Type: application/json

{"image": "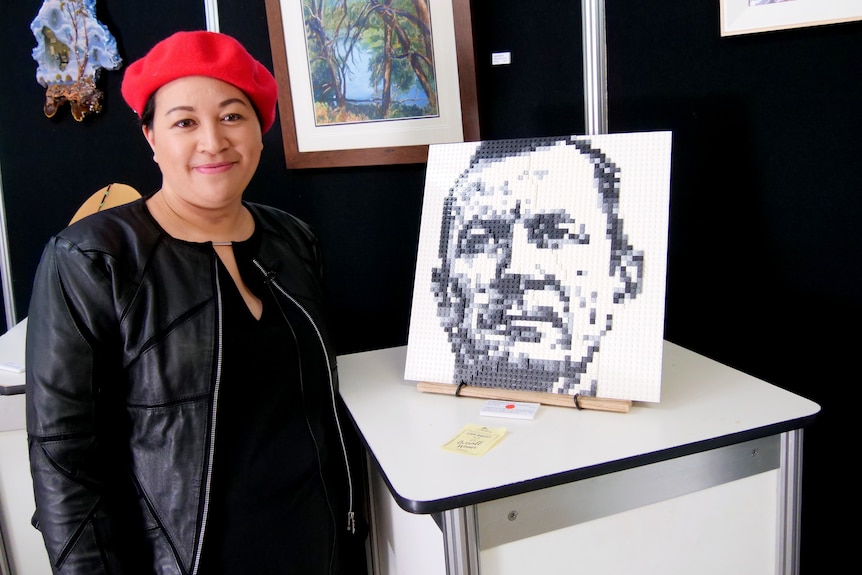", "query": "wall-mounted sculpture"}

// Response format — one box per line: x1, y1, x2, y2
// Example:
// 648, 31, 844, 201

30, 0, 122, 121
